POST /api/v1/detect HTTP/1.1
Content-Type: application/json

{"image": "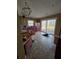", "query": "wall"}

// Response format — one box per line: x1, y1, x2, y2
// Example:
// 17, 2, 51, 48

17, 15, 25, 59
34, 19, 41, 31
54, 15, 61, 44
